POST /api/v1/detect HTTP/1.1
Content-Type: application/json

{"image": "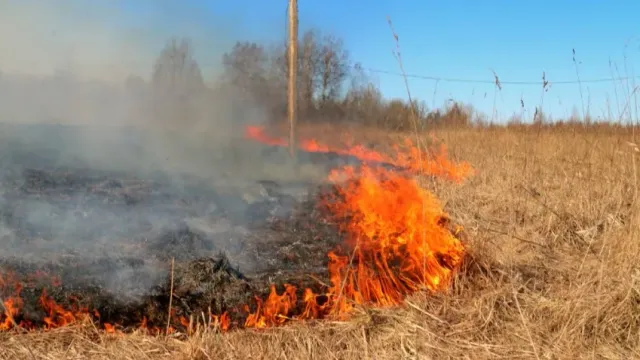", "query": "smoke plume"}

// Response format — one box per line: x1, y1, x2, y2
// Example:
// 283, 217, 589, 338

0, 1, 317, 301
